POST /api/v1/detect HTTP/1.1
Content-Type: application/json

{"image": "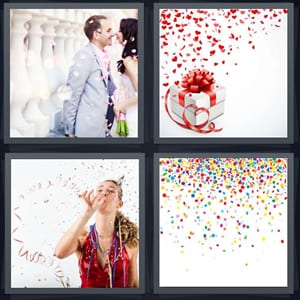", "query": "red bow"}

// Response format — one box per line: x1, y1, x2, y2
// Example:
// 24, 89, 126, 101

178, 69, 216, 107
